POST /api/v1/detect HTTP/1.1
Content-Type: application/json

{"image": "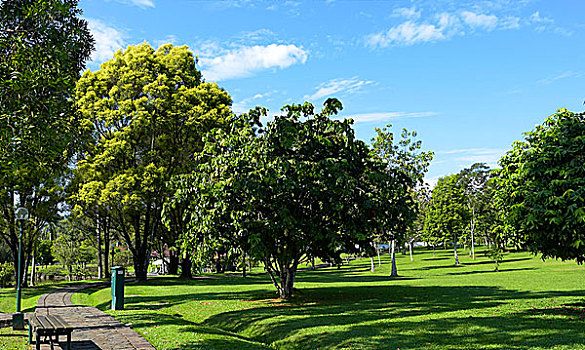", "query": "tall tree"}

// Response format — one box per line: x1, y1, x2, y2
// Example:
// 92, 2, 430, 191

458, 163, 492, 260
168, 99, 413, 298
424, 174, 469, 265
0, 0, 93, 285
370, 125, 433, 275
496, 109, 585, 263
73, 43, 232, 280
